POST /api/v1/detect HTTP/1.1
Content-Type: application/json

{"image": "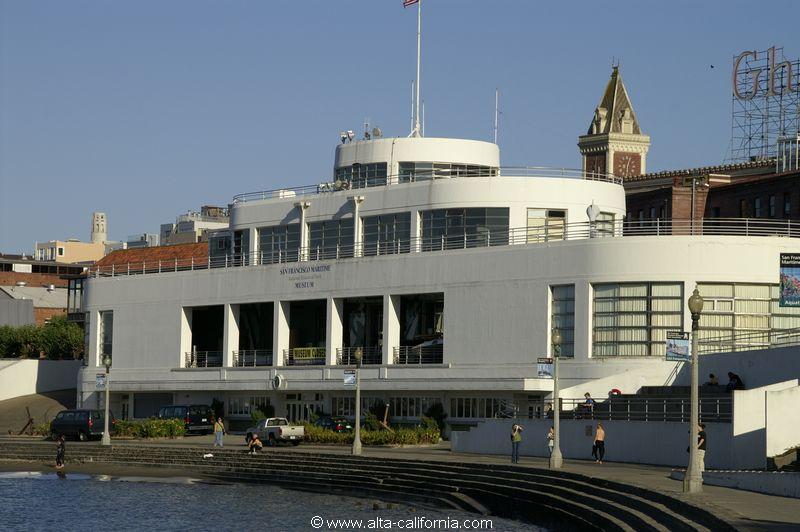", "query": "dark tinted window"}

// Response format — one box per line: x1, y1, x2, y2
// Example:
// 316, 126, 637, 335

62, 412, 75, 421
161, 407, 174, 418
55, 412, 65, 420
175, 407, 188, 417
92, 411, 101, 419
76, 412, 88, 421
